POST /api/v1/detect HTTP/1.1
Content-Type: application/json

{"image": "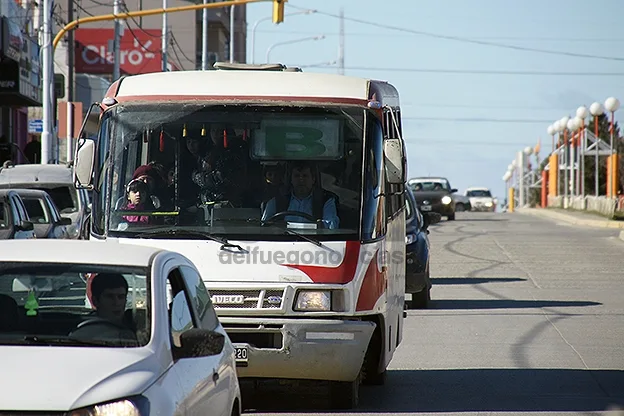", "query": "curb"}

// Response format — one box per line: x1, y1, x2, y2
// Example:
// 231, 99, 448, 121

515, 208, 624, 229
